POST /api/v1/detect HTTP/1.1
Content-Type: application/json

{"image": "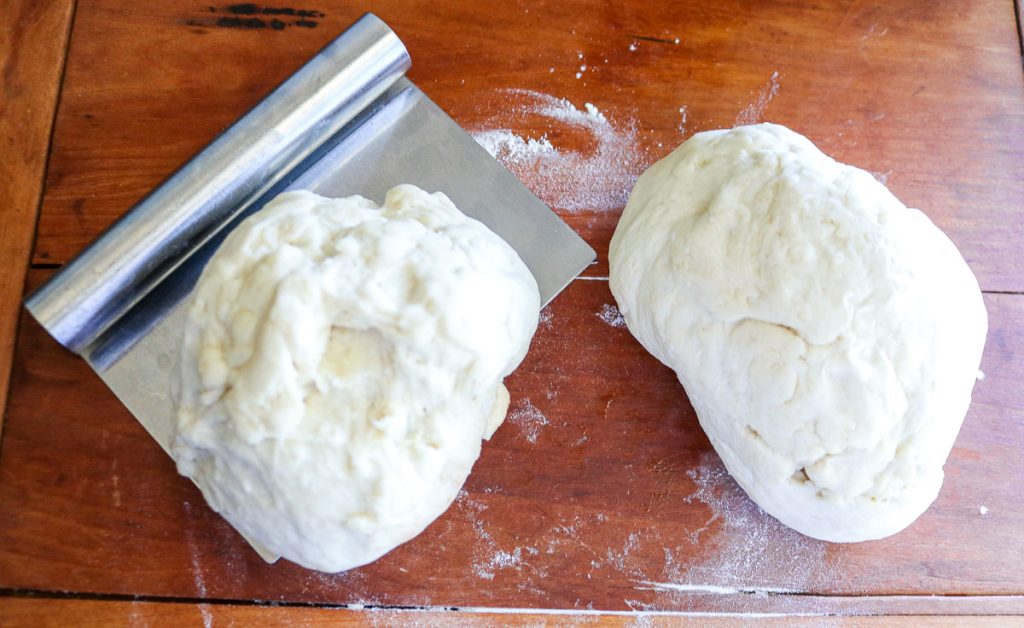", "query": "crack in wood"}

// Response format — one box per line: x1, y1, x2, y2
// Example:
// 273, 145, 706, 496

629, 34, 678, 45
185, 4, 324, 30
